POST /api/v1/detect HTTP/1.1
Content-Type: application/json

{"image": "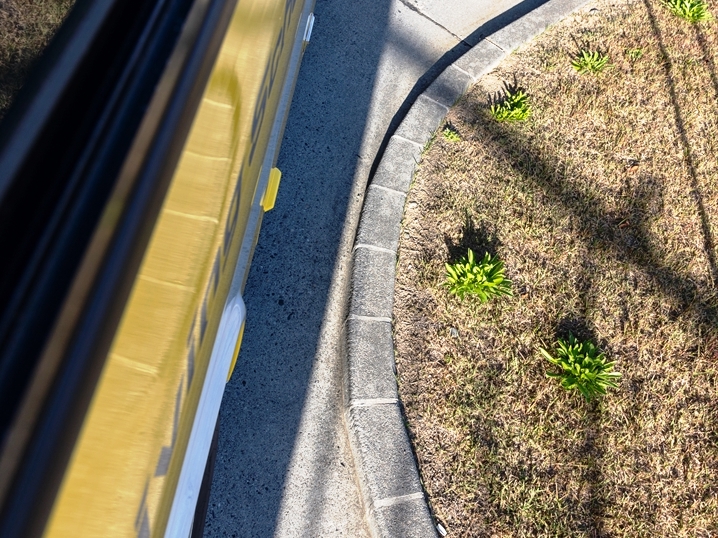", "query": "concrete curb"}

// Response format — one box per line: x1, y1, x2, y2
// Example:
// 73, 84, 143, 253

343, 0, 591, 535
